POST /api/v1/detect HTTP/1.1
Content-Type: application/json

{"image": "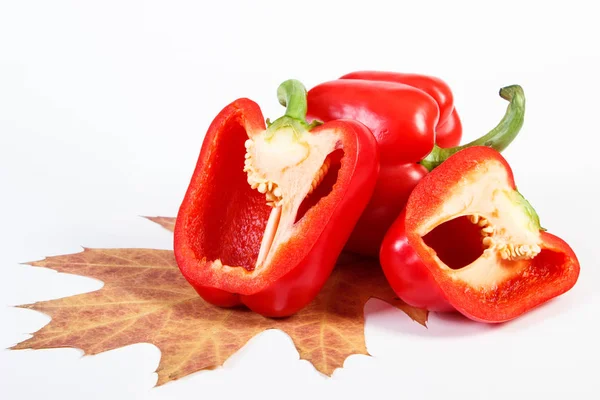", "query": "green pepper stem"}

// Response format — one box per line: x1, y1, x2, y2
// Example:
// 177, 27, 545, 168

267, 79, 322, 136
277, 79, 308, 121
420, 85, 526, 172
